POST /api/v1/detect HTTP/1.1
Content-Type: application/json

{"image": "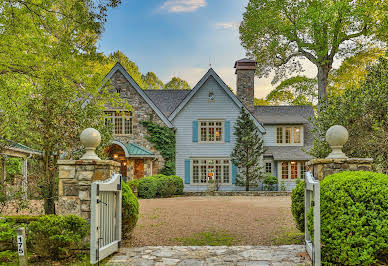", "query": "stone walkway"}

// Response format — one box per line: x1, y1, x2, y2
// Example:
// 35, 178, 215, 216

106, 245, 311, 265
